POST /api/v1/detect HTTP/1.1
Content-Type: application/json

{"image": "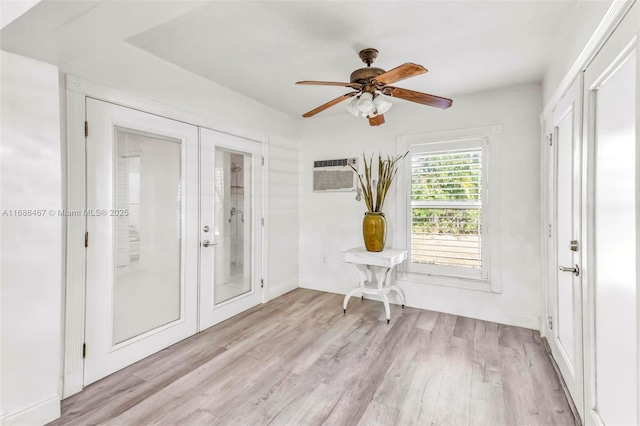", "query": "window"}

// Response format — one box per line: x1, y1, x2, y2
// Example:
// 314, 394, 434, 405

397, 126, 501, 292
